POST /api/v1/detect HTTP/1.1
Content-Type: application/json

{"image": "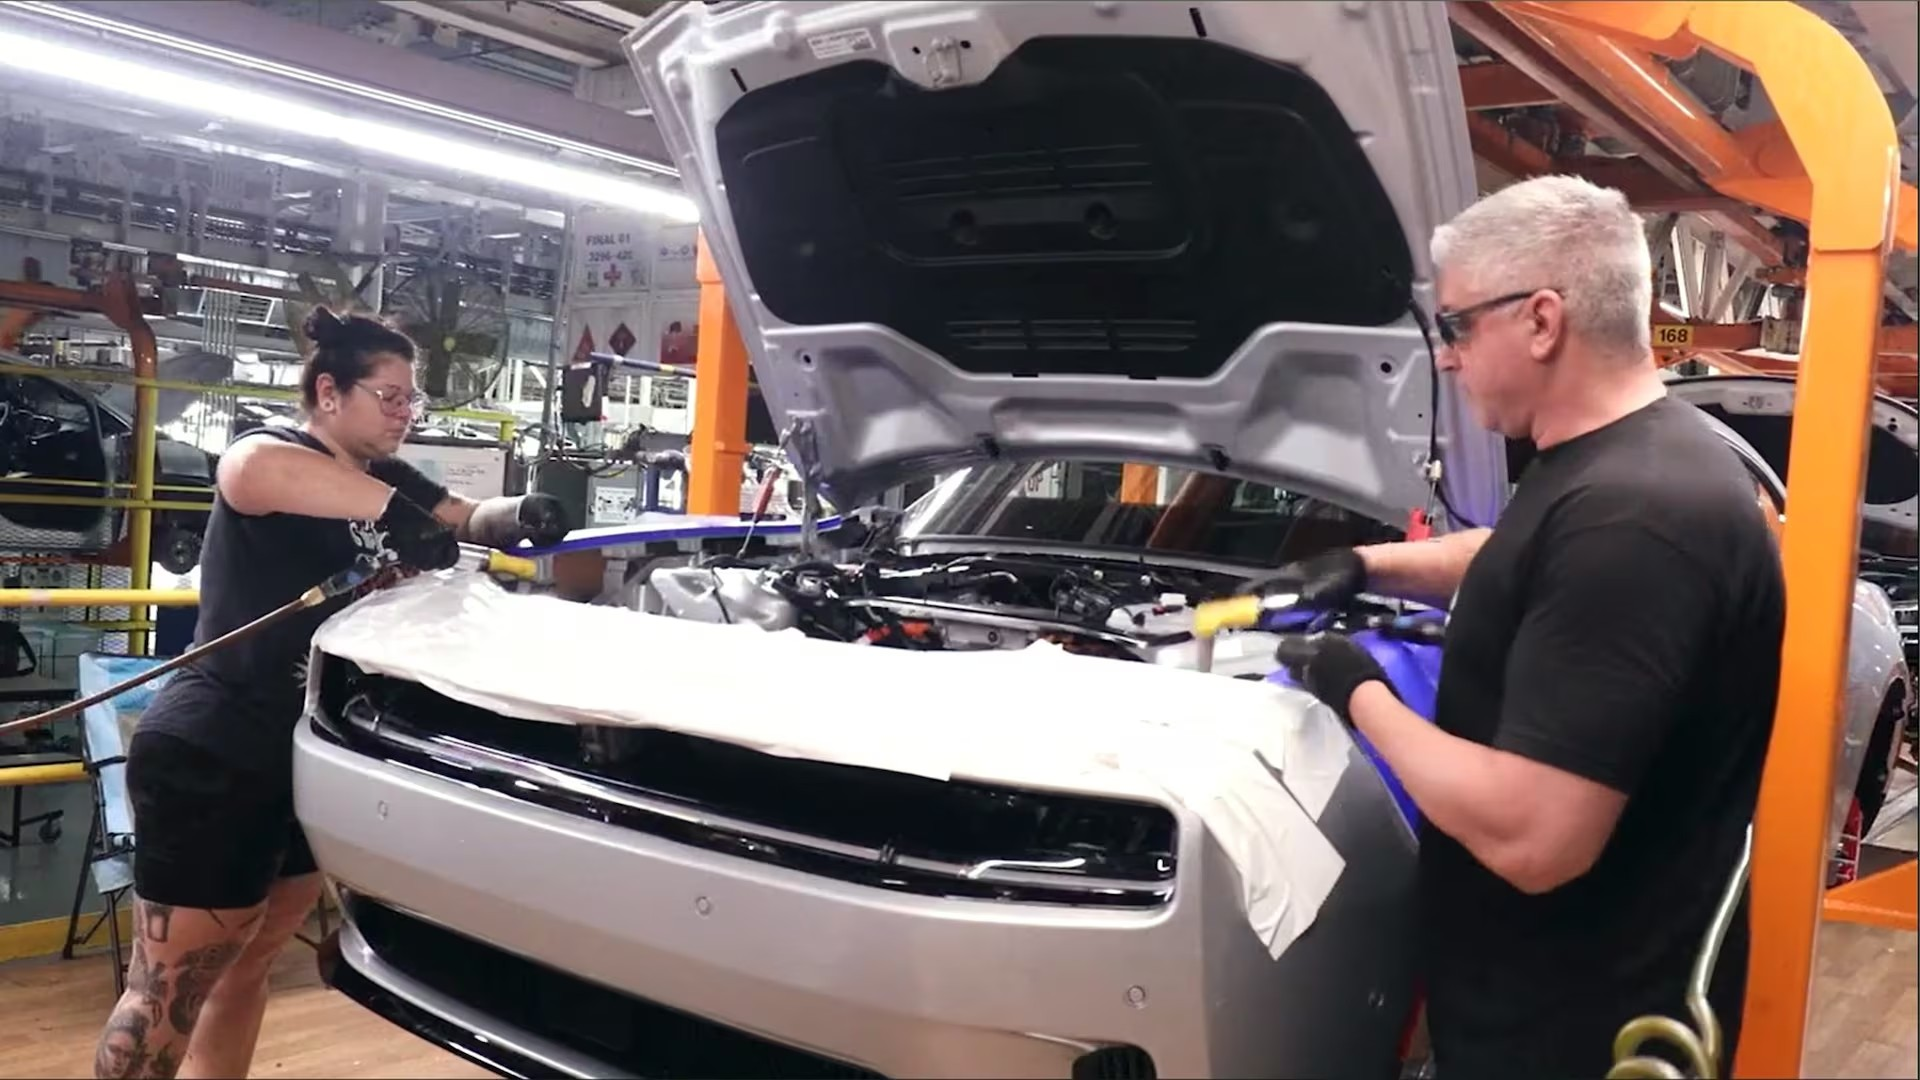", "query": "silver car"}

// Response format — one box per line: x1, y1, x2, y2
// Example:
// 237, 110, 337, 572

292, 3, 1911, 1077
